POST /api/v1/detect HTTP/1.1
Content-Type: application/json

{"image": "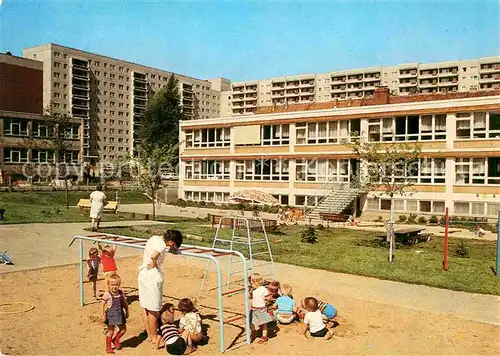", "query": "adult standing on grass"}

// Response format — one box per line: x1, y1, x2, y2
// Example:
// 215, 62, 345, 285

90, 184, 108, 232
138, 229, 183, 349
